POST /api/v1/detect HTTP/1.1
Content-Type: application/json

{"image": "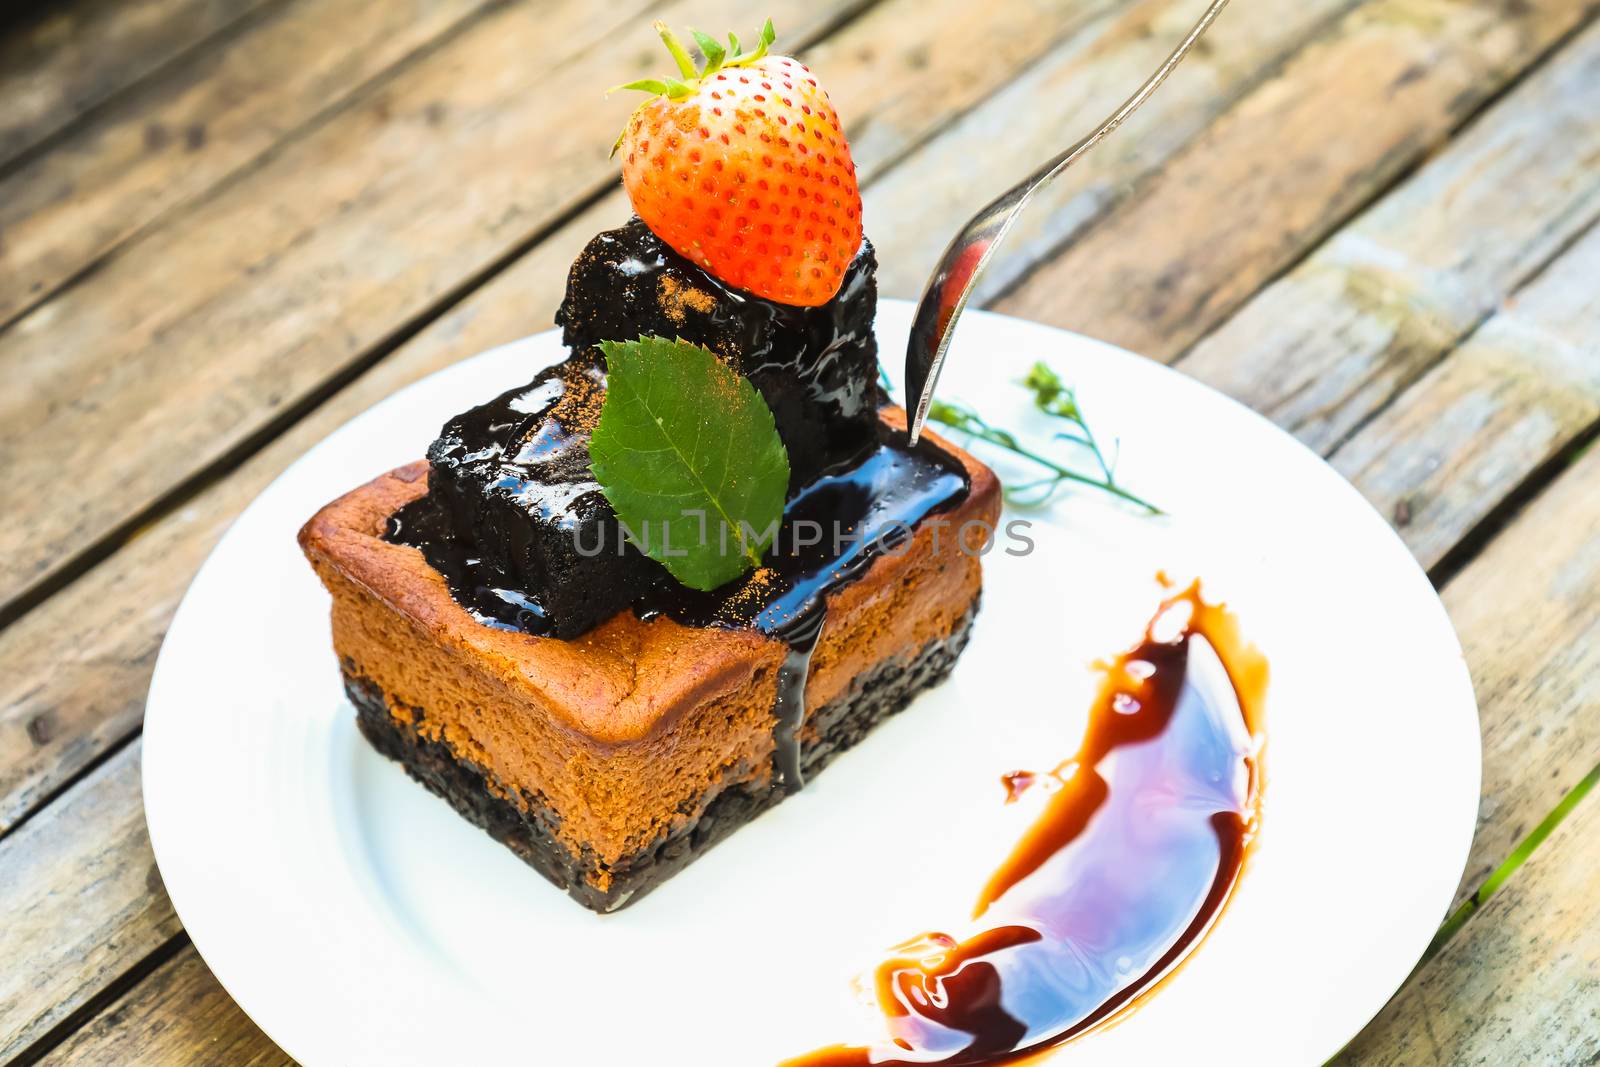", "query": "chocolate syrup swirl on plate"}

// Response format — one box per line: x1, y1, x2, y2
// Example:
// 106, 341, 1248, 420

786, 583, 1267, 1066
